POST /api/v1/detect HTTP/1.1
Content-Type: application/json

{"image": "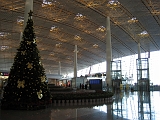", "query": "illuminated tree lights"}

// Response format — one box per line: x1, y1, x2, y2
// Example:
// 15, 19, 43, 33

1, 11, 52, 110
